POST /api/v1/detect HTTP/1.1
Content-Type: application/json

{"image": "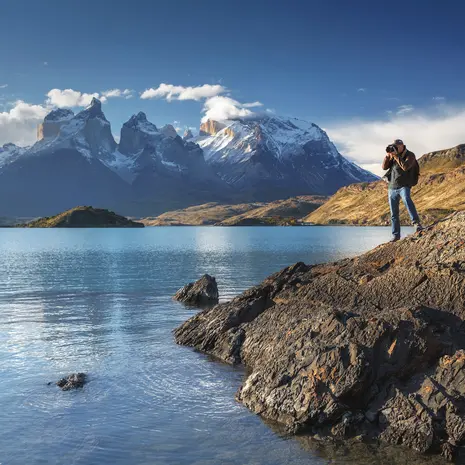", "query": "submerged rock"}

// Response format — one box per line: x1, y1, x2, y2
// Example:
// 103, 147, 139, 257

56, 373, 87, 390
175, 212, 465, 460
173, 274, 219, 306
